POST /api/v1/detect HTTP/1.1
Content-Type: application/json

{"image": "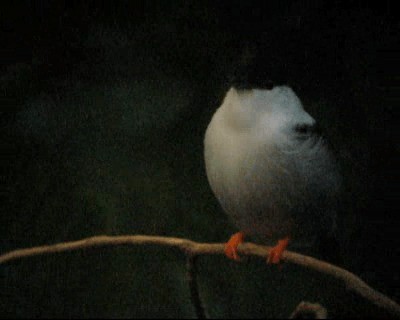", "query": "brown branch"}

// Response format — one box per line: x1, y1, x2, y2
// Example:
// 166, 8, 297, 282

1, 234, 399, 317
289, 301, 328, 319
186, 255, 208, 319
